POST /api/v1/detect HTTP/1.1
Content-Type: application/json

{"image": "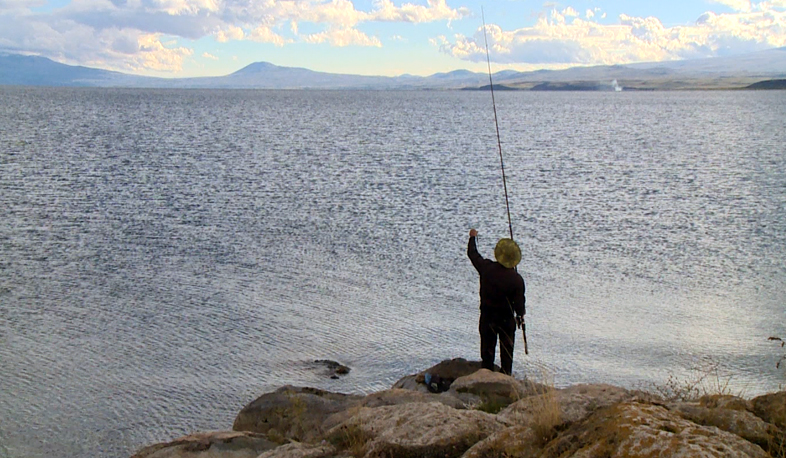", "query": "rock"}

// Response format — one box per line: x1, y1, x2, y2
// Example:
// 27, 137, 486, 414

325, 401, 505, 458
698, 394, 752, 411
256, 442, 339, 458
391, 358, 494, 393
232, 386, 363, 442
461, 425, 541, 458
498, 383, 654, 429
391, 374, 430, 393
669, 400, 779, 450
540, 402, 769, 458
310, 360, 351, 379
322, 388, 466, 432
751, 391, 786, 430
130, 431, 277, 458
447, 369, 547, 413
